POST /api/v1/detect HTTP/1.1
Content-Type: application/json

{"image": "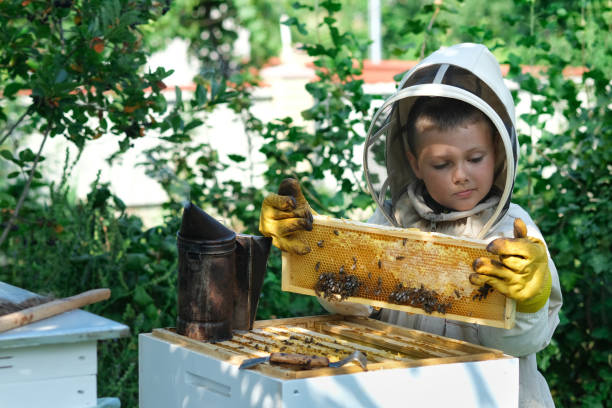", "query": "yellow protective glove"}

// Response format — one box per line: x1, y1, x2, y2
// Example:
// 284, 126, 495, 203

470, 218, 552, 313
259, 178, 314, 254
